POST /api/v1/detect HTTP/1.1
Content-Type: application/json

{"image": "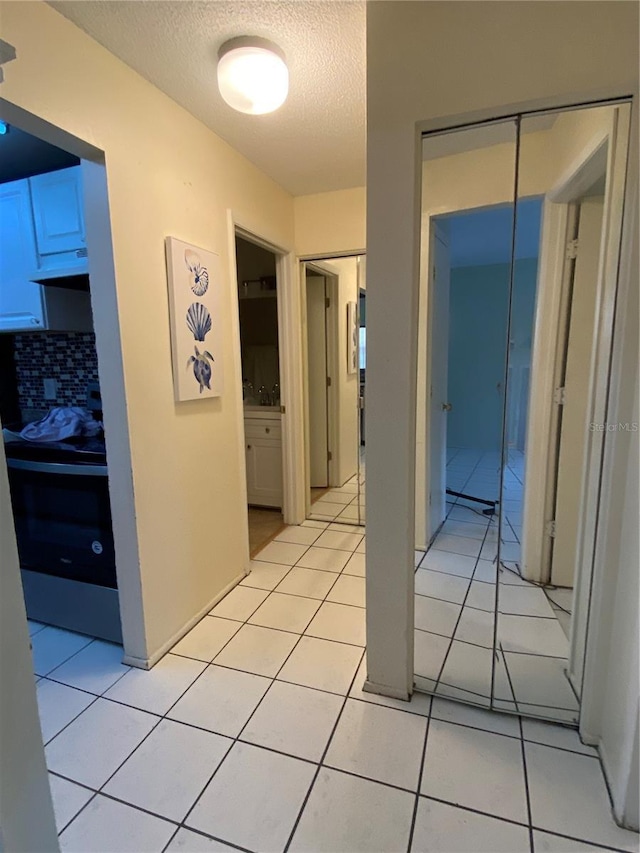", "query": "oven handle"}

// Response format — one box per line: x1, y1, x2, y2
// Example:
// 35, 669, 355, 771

6, 458, 108, 477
